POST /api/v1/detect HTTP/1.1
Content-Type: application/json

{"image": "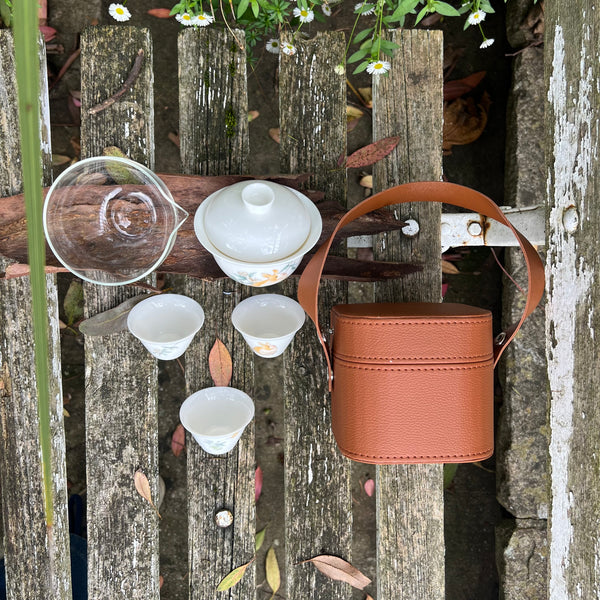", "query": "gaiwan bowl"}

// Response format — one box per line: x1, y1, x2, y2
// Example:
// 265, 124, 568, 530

194, 180, 322, 287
